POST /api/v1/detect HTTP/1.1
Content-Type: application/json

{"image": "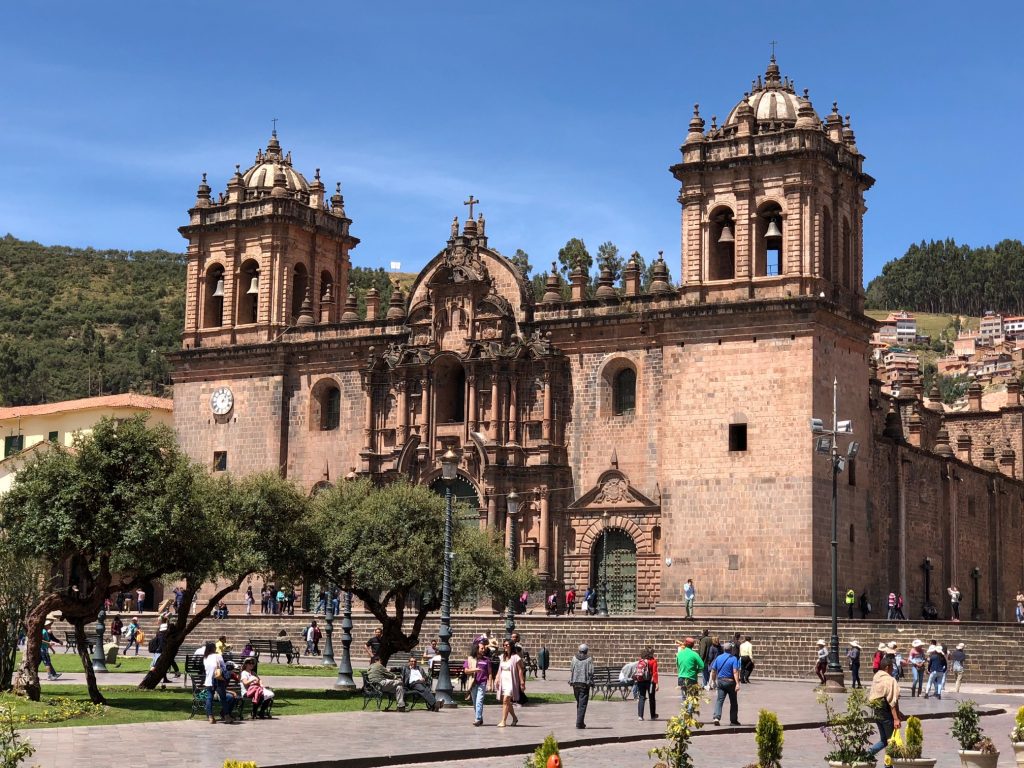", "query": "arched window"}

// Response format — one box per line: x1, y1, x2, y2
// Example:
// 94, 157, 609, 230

203, 265, 225, 328
709, 206, 736, 281
821, 208, 833, 282
321, 386, 341, 430
613, 367, 636, 415
433, 356, 466, 424
291, 263, 309, 321
755, 202, 784, 277
238, 259, 259, 324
